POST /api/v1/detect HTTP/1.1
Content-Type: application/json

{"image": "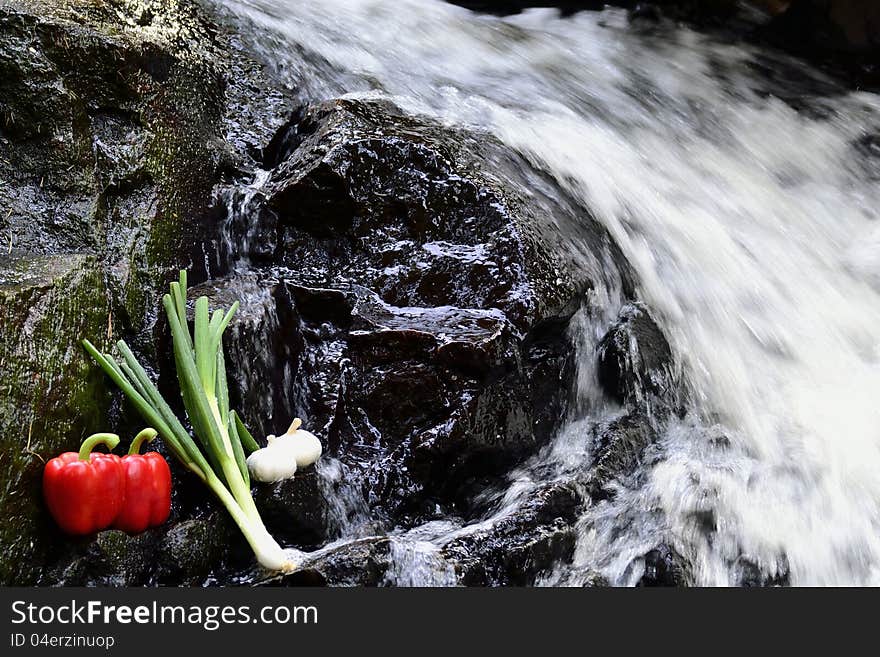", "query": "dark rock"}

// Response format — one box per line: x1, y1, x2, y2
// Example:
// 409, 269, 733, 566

735, 556, 790, 587
447, 1, 610, 17
769, 1, 880, 55
260, 537, 394, 587
36, 510, 240, 587
156, 512, 241, 585
588, 412, 658, 498
629, 3, 664, 23
5, 1, 646, 587
523, 314, 580, 445
0, 0, 294, 584
37, 529, 162, 587
253, 472, 329, 550
306, 537, 393, 586
0, 0, 227, 272
207, 97, 612, 528
202, 267, 574, 527
597, 302, 674, 406
0, 254, 111, 585
635, 544, 689, 586
441, 481, 584, 585
262, 99, 582, 332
